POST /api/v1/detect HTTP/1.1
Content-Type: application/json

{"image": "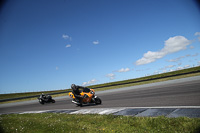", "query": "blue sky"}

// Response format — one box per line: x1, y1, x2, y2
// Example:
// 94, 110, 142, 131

0, 0, 200, 94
